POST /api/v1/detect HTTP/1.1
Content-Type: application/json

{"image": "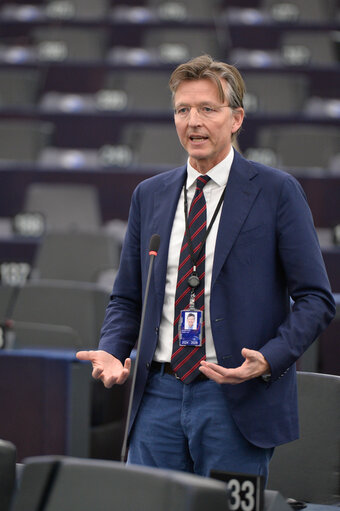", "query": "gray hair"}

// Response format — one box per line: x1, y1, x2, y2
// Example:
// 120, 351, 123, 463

169, 54, 245, 110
